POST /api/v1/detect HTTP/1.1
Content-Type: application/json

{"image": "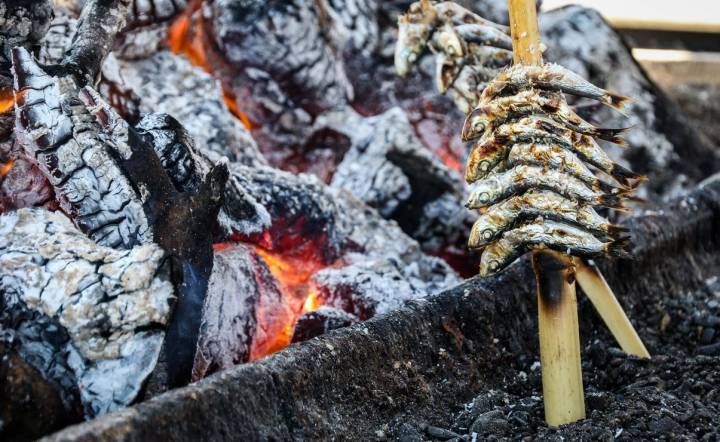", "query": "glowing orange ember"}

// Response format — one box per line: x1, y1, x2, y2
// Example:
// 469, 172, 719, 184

0, 160, 14, 177
0, 89, 15, 113
249, 244, 328, 360
168, 1, 254, 129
